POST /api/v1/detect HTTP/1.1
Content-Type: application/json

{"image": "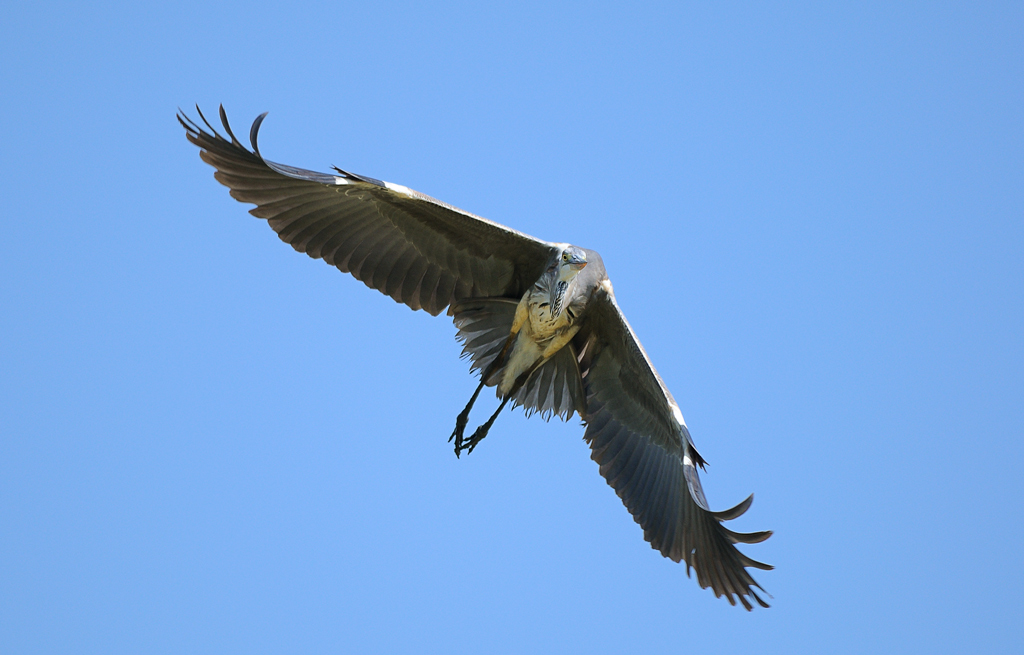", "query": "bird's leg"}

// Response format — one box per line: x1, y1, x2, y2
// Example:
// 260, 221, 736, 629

457, 360, 542, 457
459, 396, 510, 456
450, 333, 517, 457
450, 378, 486, 456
